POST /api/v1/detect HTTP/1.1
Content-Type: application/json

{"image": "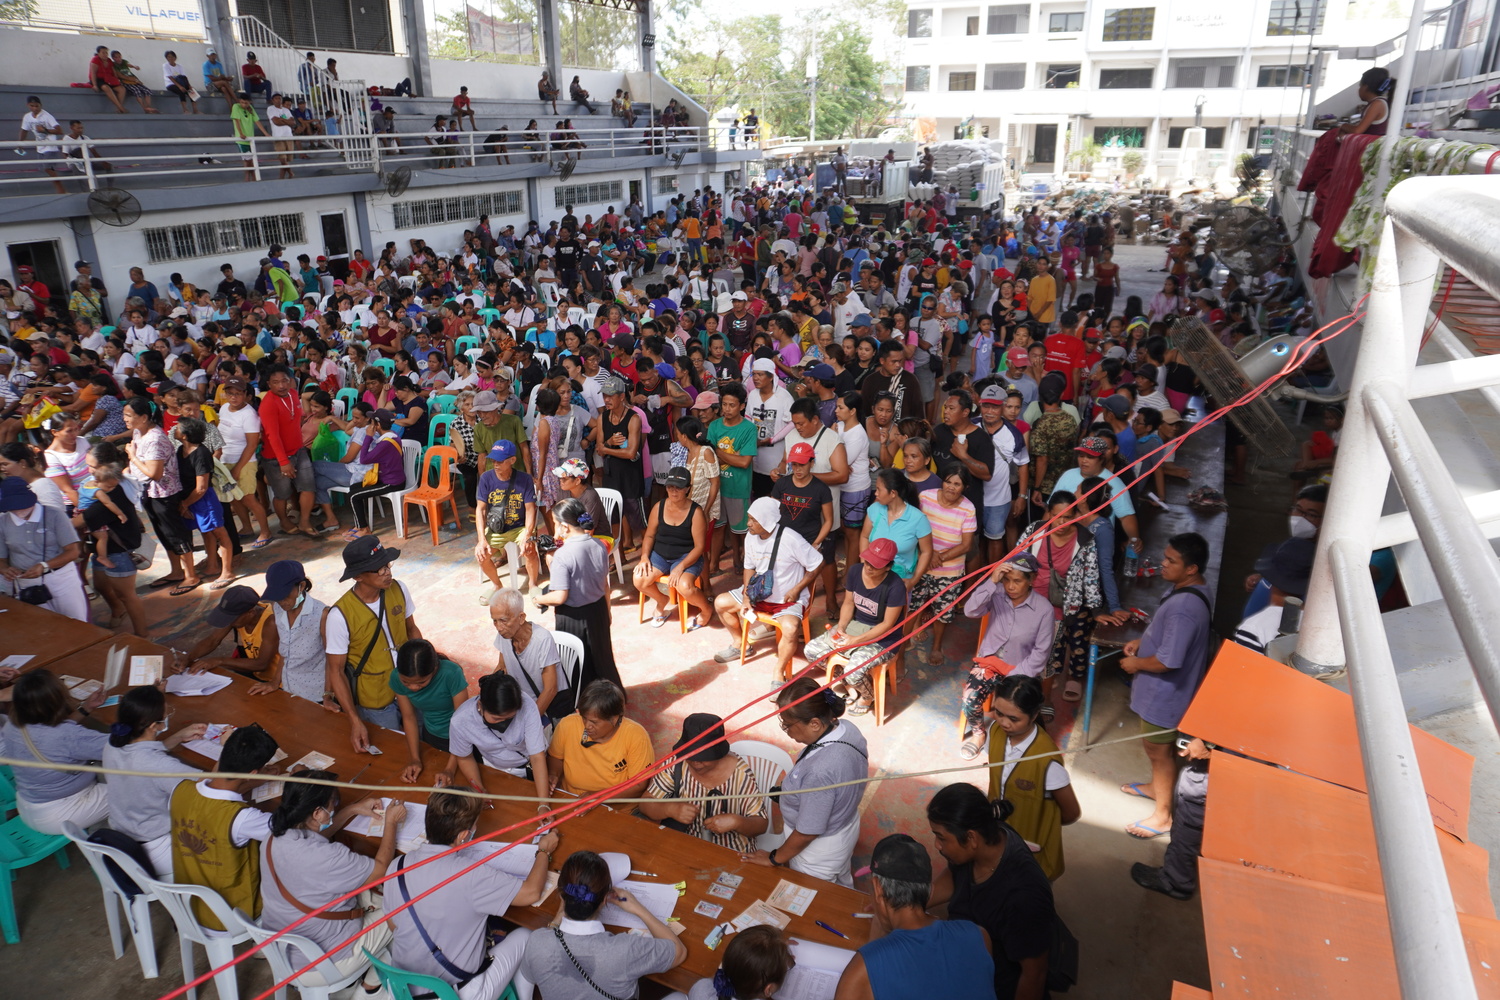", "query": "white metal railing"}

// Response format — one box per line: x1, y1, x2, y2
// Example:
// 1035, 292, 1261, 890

0, 124, 730, 193
1293, 174, 1500, 998
231, 16, 377, 169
